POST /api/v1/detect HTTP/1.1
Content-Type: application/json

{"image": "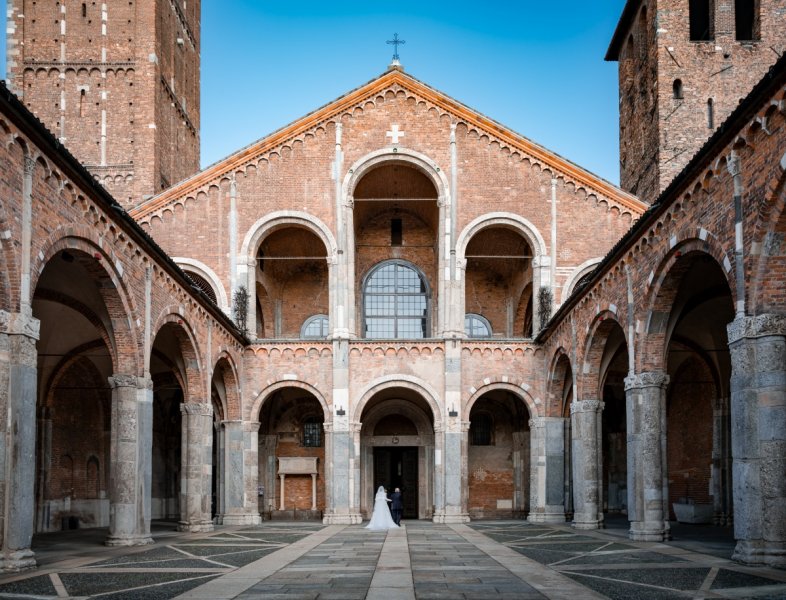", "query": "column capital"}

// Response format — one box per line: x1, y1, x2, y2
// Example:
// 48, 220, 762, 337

243, 420, 261, 433
727, 314, 786, 344
108, 374, 152, 390
624, 371, 669, 391
181, 402, 213, 417
23, 155, 36, 176
571, 399, 604, 414
528, 416, 546, 429
0, 310, 40, 339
